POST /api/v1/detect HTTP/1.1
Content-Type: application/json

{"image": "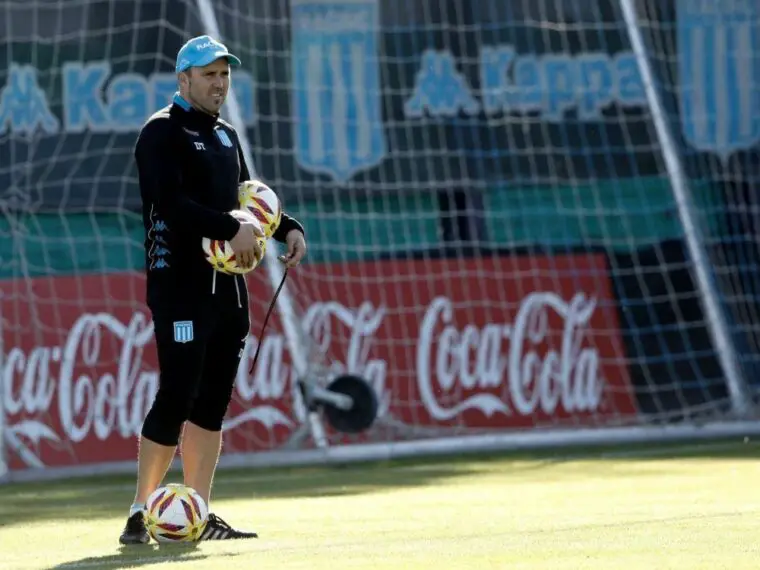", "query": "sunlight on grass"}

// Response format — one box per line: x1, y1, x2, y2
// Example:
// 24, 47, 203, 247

2, 440, 760, 570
